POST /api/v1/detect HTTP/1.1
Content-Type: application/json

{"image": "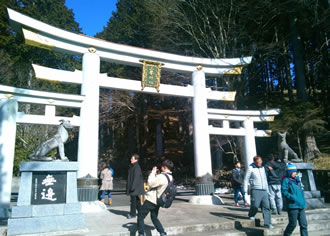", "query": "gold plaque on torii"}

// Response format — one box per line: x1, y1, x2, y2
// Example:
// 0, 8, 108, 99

140, 60, 163, 92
